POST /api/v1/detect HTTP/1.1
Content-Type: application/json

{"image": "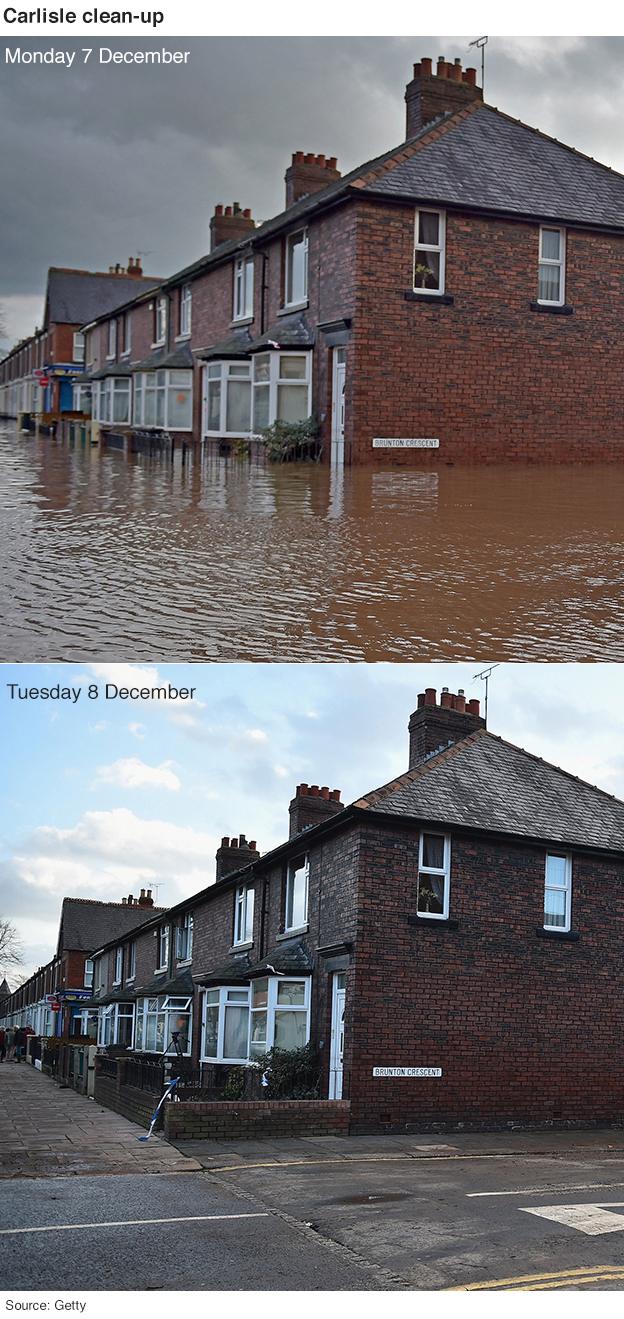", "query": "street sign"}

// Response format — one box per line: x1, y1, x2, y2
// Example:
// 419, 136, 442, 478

372, 1066, 442, 1078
